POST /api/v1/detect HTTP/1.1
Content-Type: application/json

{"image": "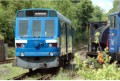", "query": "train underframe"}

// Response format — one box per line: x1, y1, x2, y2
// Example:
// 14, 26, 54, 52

87, 42, 107, 57
13, 53, 74, 70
